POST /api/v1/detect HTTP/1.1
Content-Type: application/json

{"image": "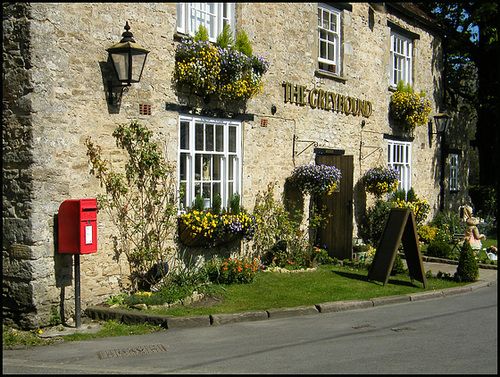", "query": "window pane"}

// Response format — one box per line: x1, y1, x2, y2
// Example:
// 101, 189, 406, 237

330, 14, 337, 32
180, 153, 187, 180
228, 182, 234, 203
203, 183, 211, 197
228, 156, 234, 180
205, 123, 214, 151
195, 154, 202, 181
320, 40, 326, 59
179, 182, 187, 210
213, 155, 221, 180
213, 182, 221, 197
195, 123, 204, 150
216, 125, 224, 151
180, 121, 189, 150
202, 154, 211, 181
328, 41, 335, 61
229, 126, 237, 153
